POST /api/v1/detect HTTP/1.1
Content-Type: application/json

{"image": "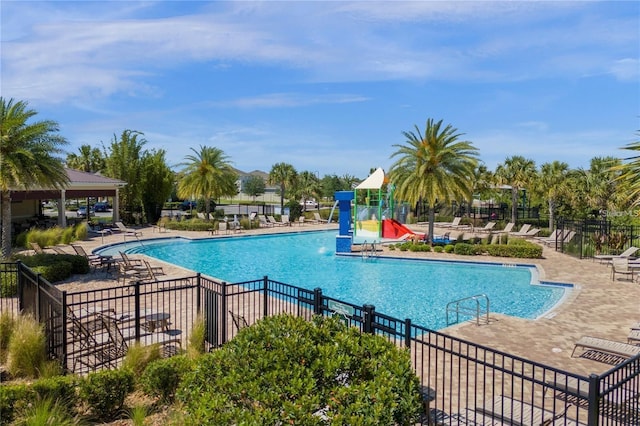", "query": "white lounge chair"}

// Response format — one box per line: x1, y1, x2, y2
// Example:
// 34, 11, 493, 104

313, 212, 327, 224
594, 246, 639, 263
611, 258, 635, 281
571, 336, 640, 360
510, 223, 531, 236
474, 221, 496, 233
114, 221, 142, 237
